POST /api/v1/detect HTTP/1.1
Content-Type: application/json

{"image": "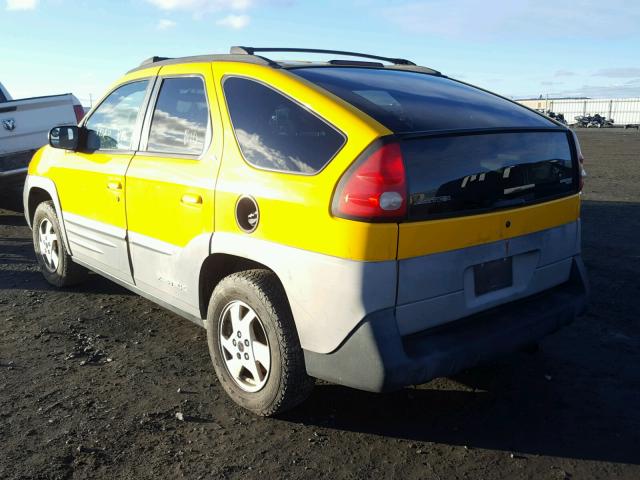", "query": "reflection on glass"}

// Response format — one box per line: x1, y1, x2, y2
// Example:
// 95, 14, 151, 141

50, 127, 60, 147
294, 67, 555, 133
403, 132, 575, 220
147, 78, 209, 155
223, 77, 344, 174
235, 129, 316, 174
85, 81, 148, 151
